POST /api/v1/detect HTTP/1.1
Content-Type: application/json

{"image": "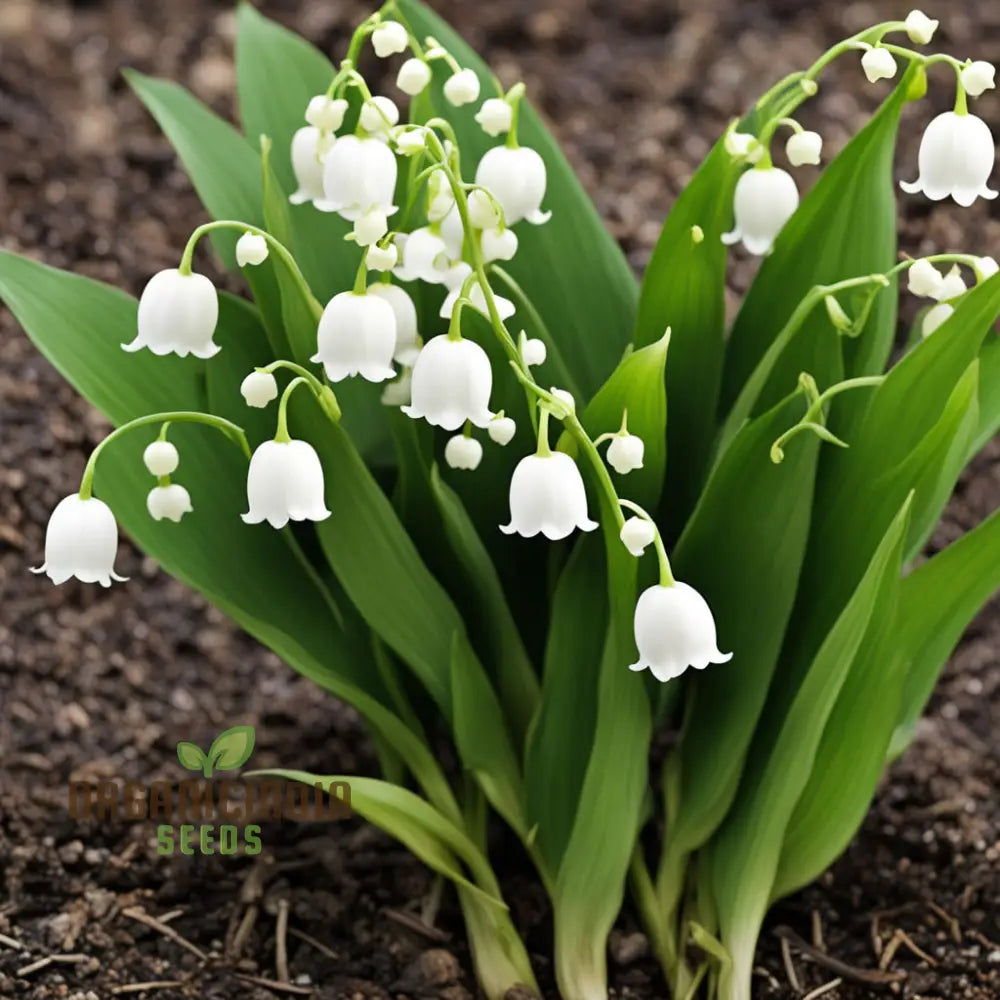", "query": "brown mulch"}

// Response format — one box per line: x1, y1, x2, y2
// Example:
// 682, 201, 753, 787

1, 1, 998, 998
